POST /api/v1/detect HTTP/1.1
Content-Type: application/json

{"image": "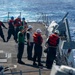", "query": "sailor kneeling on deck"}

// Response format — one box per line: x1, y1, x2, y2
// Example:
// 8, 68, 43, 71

45, 30, 60, 69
